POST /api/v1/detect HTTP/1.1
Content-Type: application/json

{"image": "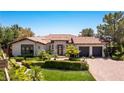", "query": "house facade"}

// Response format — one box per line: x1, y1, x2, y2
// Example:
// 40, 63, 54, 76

11, 34, 106, 57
